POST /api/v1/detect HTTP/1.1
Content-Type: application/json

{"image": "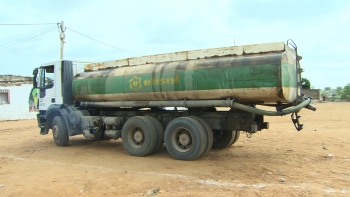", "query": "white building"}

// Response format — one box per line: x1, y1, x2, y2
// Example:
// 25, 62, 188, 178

0, 75, 37, 121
